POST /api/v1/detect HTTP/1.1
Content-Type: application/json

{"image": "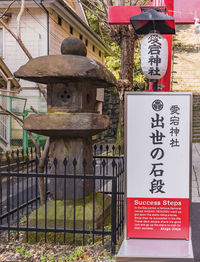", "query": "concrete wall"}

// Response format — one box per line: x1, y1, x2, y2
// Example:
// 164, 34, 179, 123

172, 24, 200, 93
